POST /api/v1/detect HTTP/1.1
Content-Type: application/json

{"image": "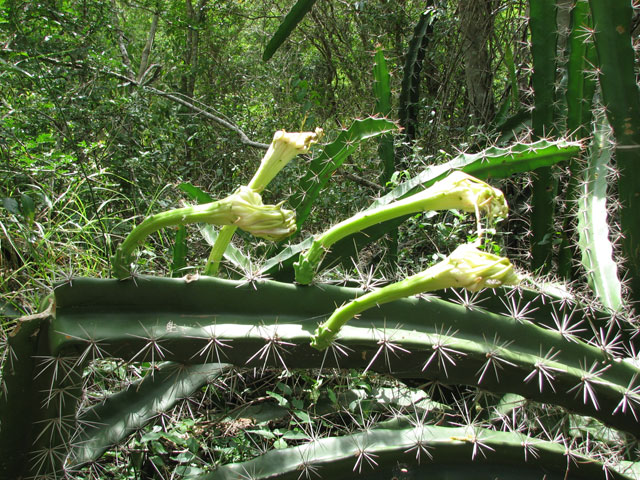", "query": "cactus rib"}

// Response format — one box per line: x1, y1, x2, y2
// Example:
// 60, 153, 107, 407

69, 362, 230, 467
589, 0, 640, 303
529, 0, 559, 272
577, 113, 623, 311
